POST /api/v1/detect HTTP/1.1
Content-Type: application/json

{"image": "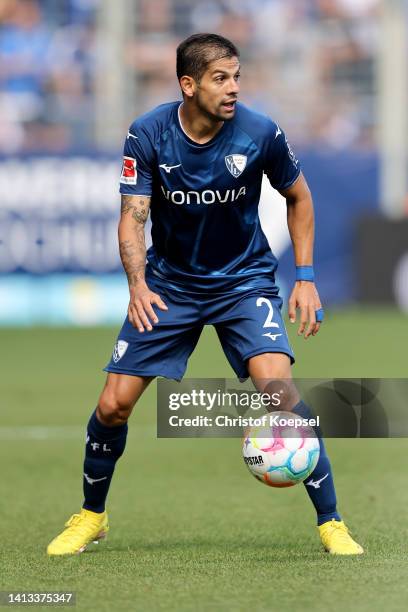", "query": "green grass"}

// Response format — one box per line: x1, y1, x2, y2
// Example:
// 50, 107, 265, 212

1, 307, 408, 611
